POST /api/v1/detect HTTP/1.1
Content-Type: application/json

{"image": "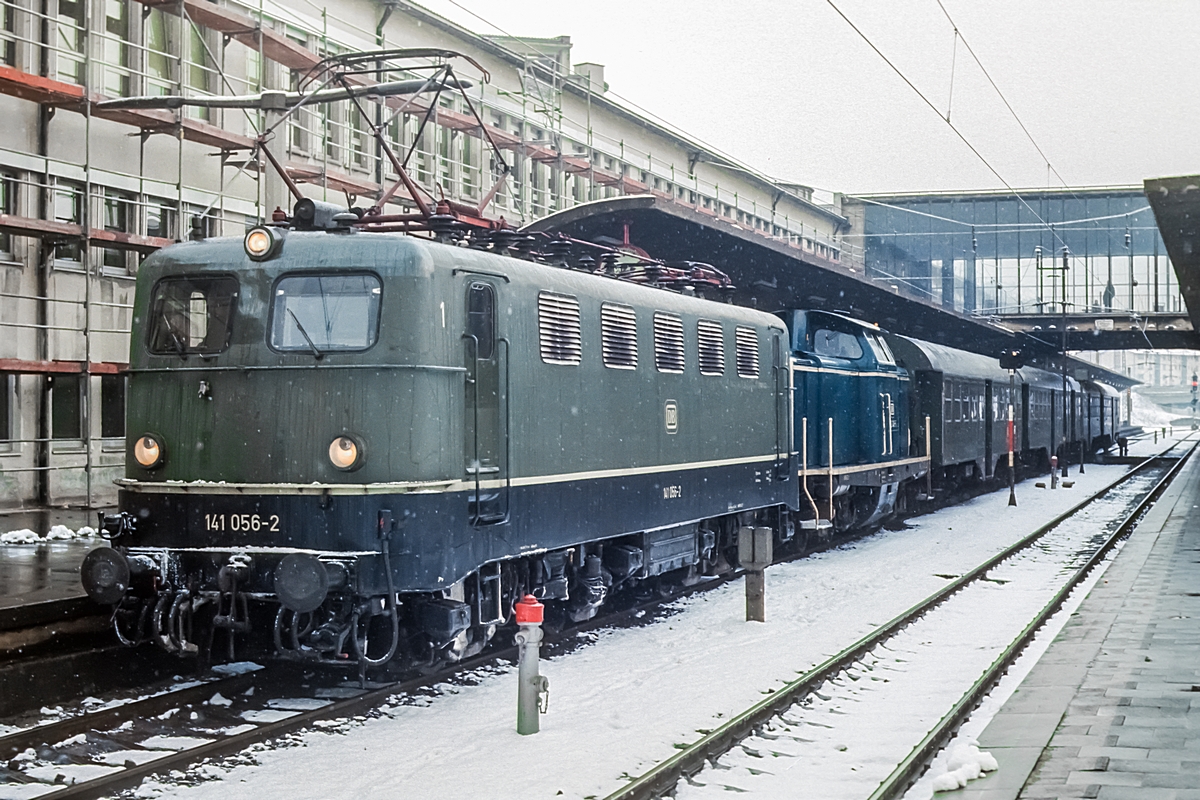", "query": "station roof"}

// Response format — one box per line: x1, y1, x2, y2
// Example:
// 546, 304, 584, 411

524, 194, 1138, 390
1145, 175, 1200, 341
